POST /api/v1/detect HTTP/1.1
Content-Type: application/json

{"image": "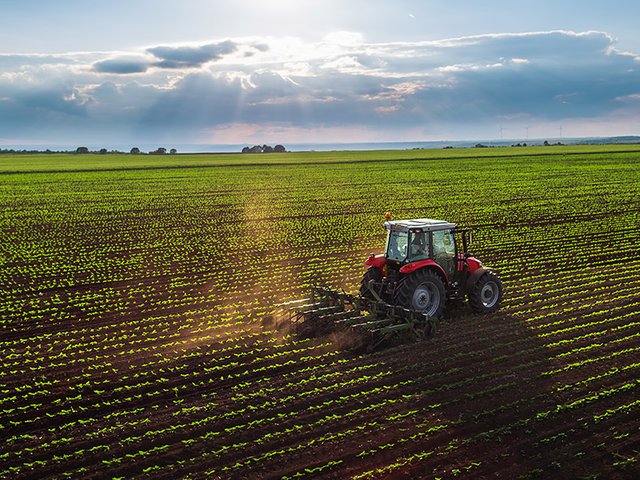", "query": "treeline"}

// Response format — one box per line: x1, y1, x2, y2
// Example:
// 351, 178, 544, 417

241, 144, 286, 153
0, 147, 178, 155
